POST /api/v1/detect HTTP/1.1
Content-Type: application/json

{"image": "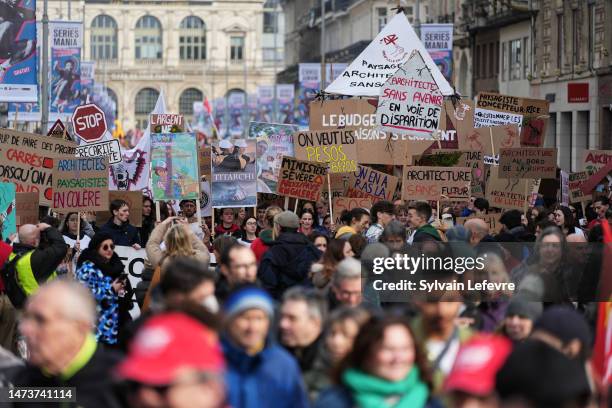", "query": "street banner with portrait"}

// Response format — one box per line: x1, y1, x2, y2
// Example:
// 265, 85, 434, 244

50, 21, 83, 116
